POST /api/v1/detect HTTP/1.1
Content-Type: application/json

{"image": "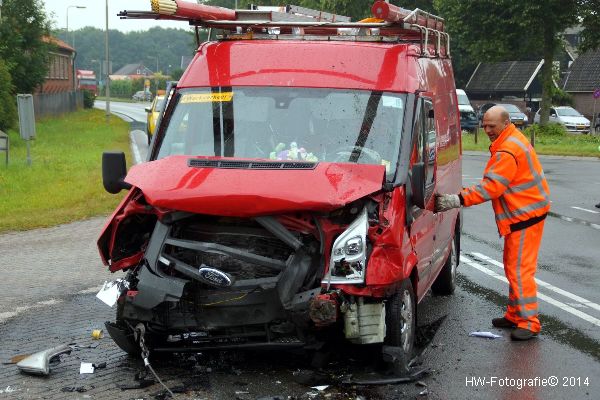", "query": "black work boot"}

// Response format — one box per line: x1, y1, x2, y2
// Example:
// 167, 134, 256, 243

492, 317, 516, 328
510, 328, 538, 341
